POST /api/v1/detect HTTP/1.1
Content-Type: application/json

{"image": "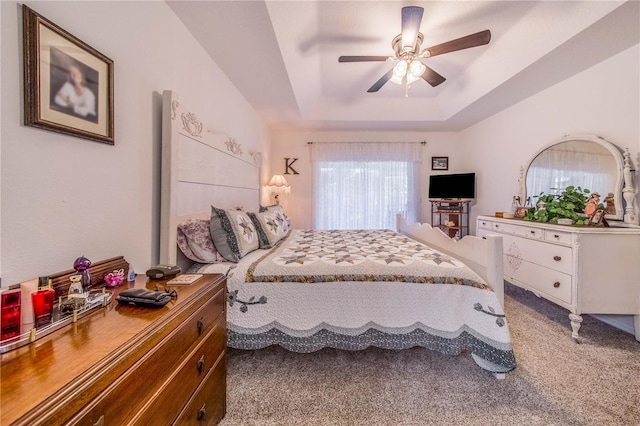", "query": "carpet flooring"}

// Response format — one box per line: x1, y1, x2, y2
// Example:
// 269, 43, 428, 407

219, 283, 640, 425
